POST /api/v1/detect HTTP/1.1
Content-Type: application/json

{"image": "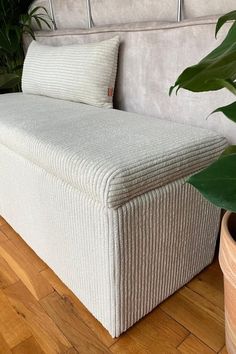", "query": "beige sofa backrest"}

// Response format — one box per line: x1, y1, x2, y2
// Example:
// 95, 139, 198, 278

28, 1, 236, 143
33, 0, 236, 29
